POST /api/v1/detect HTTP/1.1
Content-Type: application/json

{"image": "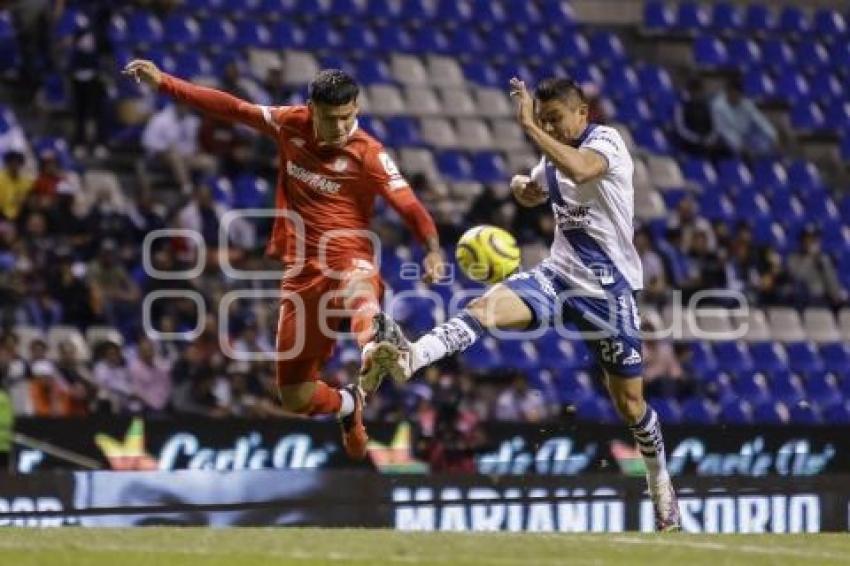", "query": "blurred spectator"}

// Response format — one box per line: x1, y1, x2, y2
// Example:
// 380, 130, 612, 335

494, 373, 549, 423
0, 333, 31, 415
581, 82, 610, 124
141, 102, 216, 194
87, 239, 141, 329
788, 226, 847, 307
674, 77, 727, 158
711, 76, 778, 157
127, 190, 167, 244
47, 246, 102, 328
176, 185, 254, 250
725, 226, 790, 306
226, 360, 288, 418
21, 280, 62, 330
55, 339, 95, 409
656, 227, 698, 294
31, 148, 82, 198
91, 340, 133, 413
231, 319, 273, 359
687, 229, 727, 293
668, 195, 716, 252
171, 369, 230, 417
8, 0, 59, 87
67, 12, 108, 159
257, 65, 295, 106
127, 337, 172, 413
0, 150, 33, 221
641, 320, 688, 399
635, 228, 668, 305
